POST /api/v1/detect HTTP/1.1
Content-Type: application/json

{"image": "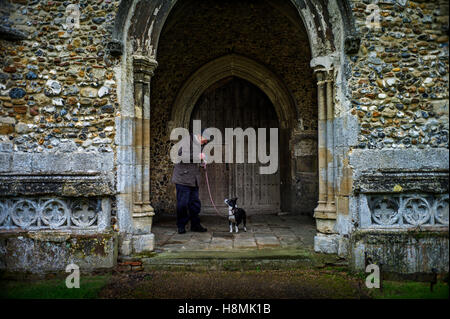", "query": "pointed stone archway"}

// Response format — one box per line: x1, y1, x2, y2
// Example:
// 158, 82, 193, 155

169, 54, 297, 131
168, 54, 296, 216
111, 0, 360, 255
